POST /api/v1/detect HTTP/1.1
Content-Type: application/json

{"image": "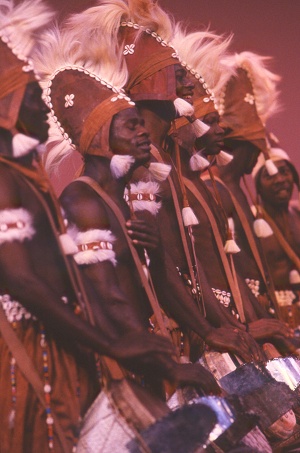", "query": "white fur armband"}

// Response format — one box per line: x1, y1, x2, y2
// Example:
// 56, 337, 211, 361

68, 228, 117, 266
124, 181, 162, 216
0, 208, 35, 245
